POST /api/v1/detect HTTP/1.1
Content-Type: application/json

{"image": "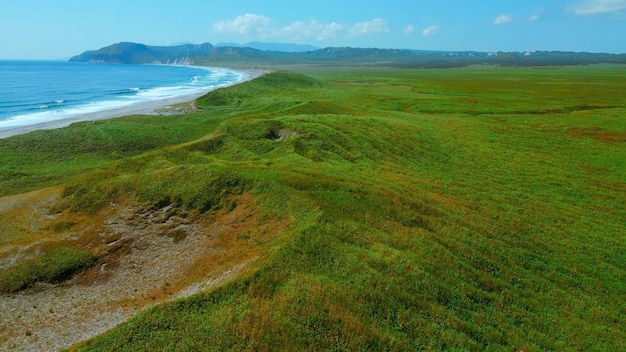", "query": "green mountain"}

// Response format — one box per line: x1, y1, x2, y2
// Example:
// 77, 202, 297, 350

69, 41, 626, 67
69, 42, 214, 64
